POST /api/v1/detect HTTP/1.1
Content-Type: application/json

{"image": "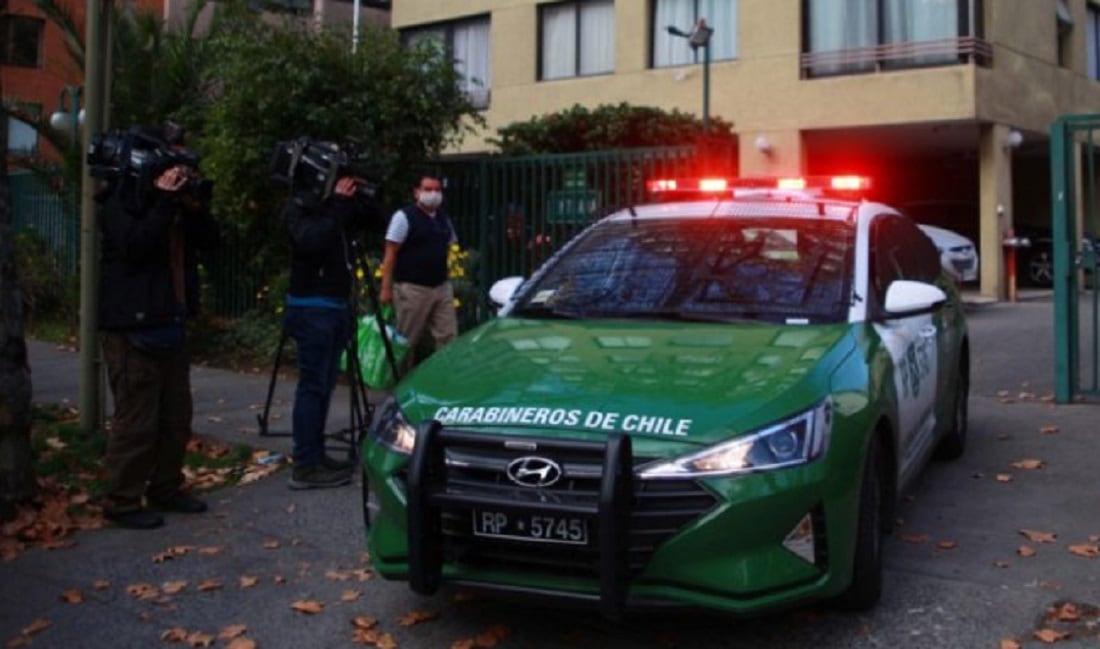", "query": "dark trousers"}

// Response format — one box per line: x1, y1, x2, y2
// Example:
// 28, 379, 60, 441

285, 305, 350, 469
102, 332, 193, 513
